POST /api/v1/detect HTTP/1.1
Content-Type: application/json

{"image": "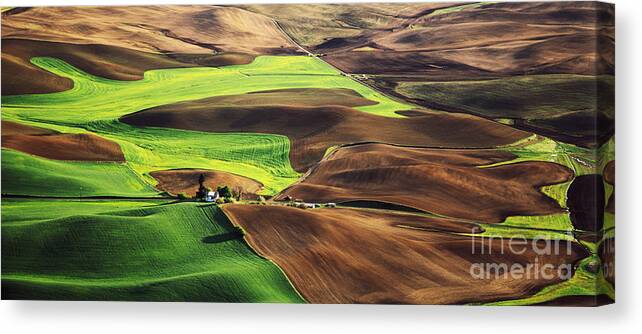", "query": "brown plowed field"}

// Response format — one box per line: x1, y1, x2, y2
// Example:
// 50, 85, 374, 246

1, 120, 59, 136
121, 90, 530, 171
313, 2, 613, 77
150, 169, 262, 198
322, 33, 612, 77
2, 6, 298, 55
2, 133, 125, 162
276, 143, 573, 223
175, 88, 379, 108
223, 204, 588, 304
